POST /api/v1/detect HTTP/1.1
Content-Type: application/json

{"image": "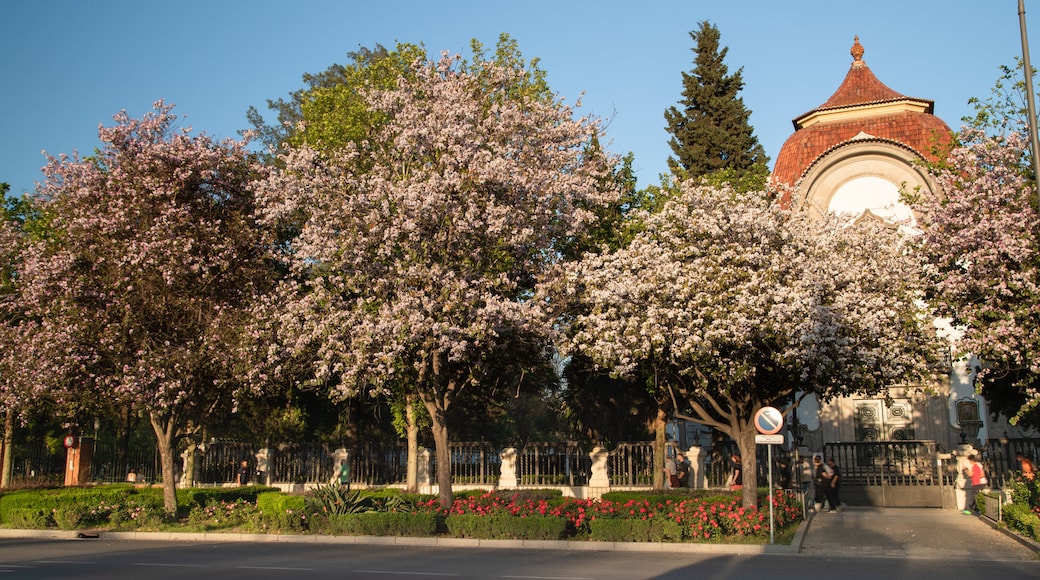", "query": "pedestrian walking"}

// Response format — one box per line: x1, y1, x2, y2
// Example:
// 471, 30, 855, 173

825, 458, 841, 511
963, 454, 987, 514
